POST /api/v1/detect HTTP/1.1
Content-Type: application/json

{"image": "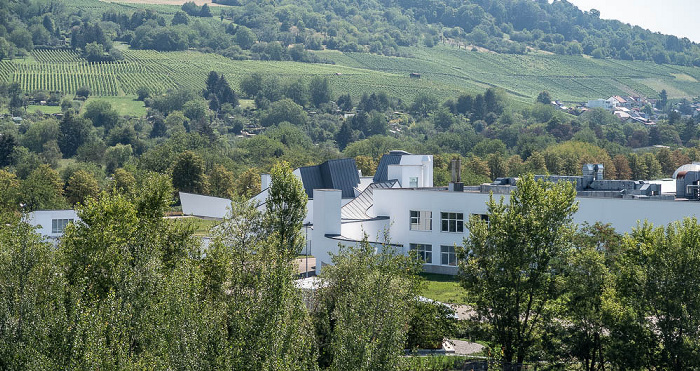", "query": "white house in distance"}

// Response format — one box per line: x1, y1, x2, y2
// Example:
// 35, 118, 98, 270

586, 97, 619, 110
27, 209, 78, 240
